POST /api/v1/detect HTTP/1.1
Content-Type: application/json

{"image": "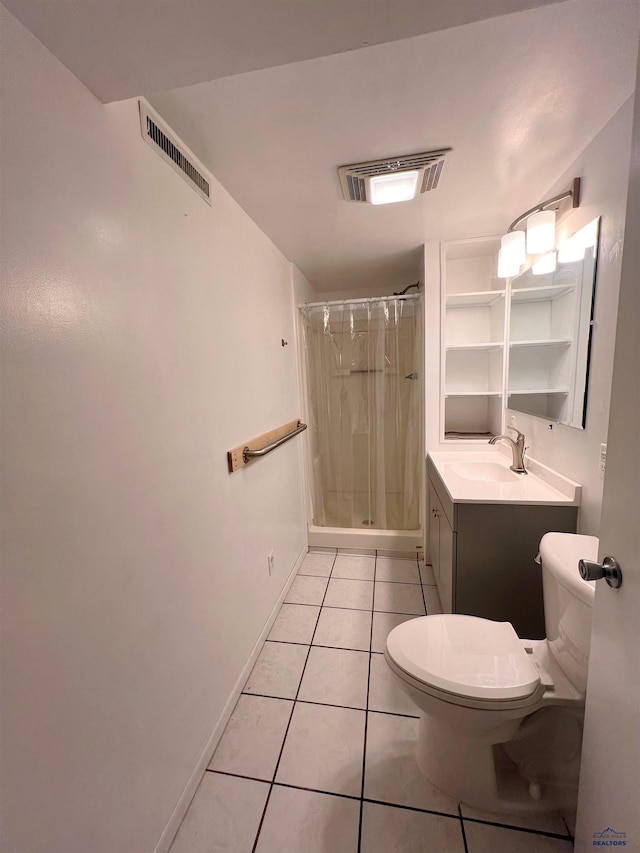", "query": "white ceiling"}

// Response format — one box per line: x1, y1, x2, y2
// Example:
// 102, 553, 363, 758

5, 0, 640, 292
3, 0, 568, 102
